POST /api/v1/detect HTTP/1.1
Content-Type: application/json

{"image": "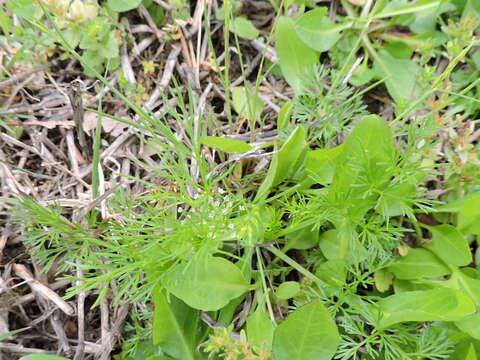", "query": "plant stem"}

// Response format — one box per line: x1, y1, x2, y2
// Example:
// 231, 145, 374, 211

267, 245, 327, 297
